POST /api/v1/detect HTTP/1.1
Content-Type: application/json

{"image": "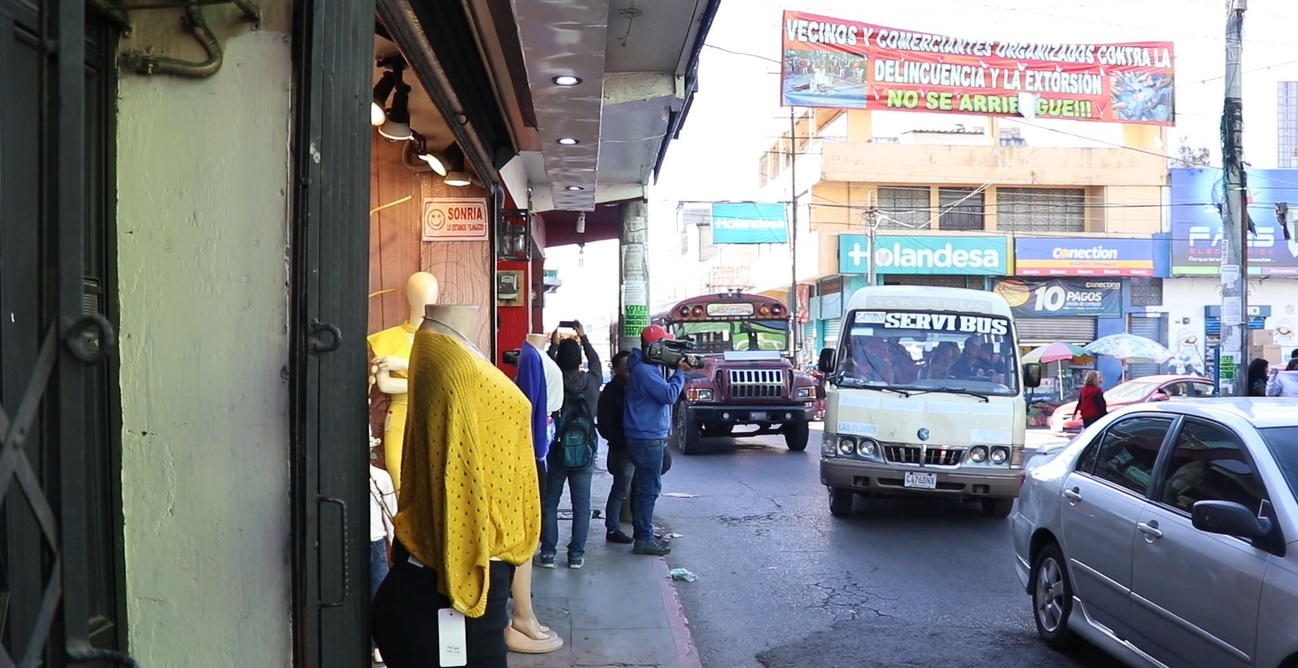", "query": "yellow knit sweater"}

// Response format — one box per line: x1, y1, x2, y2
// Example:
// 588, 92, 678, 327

393, 331, 540, 618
